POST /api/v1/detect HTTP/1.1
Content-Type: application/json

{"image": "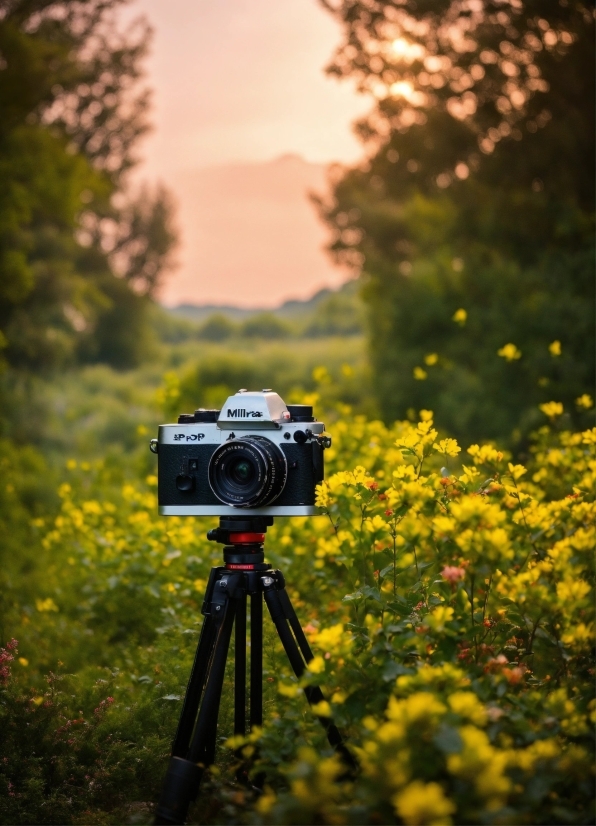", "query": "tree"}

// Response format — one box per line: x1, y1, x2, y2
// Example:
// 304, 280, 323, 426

0, 0, 176, 374
319, 0, 595, 444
